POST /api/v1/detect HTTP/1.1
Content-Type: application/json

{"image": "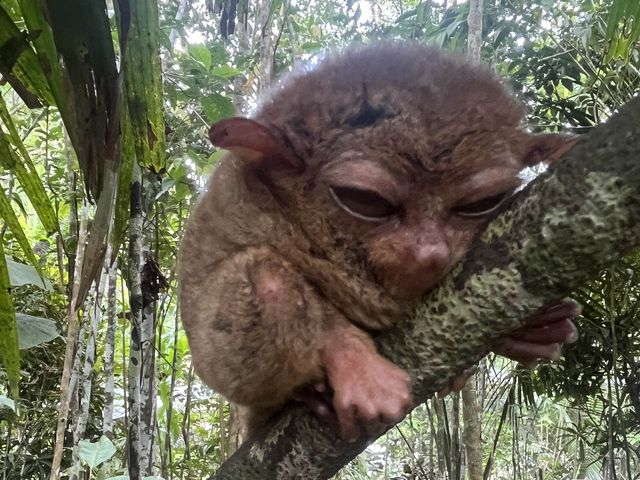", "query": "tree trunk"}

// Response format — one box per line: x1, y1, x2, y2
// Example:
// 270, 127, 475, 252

102, 258, 118, 437
70, 265, 107, 480
467, 0, 483, 61
169, 0, 192, 47
207, 96, 640, 479
462, 378, 483, 480
257, 0, 274, 95
127, 161, 143, 479
433, 398, 448, 477
161, 296, 180, 479
451, 394, 461, 480
462, 3, 485, 475
139, 252, 158, 475
49, 205, 88, 480
179, 365, 195, 480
